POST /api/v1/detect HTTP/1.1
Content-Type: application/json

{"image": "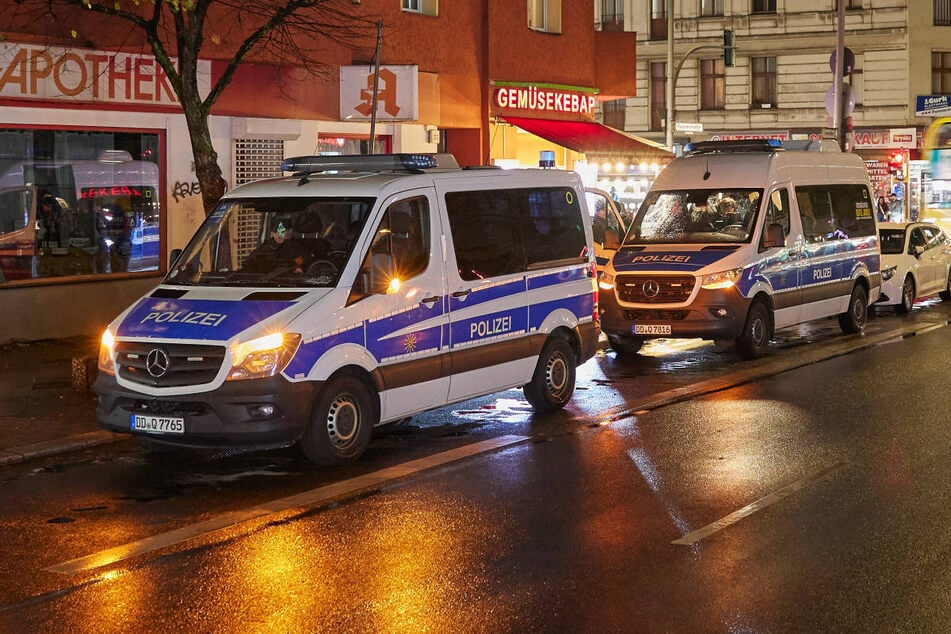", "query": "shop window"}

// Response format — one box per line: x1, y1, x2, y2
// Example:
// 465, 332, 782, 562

0, 128, 162, 285
402, 0, 438, 16
700, 58, 726, 110
933, 51, 951, 94
650, 62, 667, 131
701, 0, 724, 17
528, 0, 562, 34
938, 0, 951, 26
751, 56, 777, 107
